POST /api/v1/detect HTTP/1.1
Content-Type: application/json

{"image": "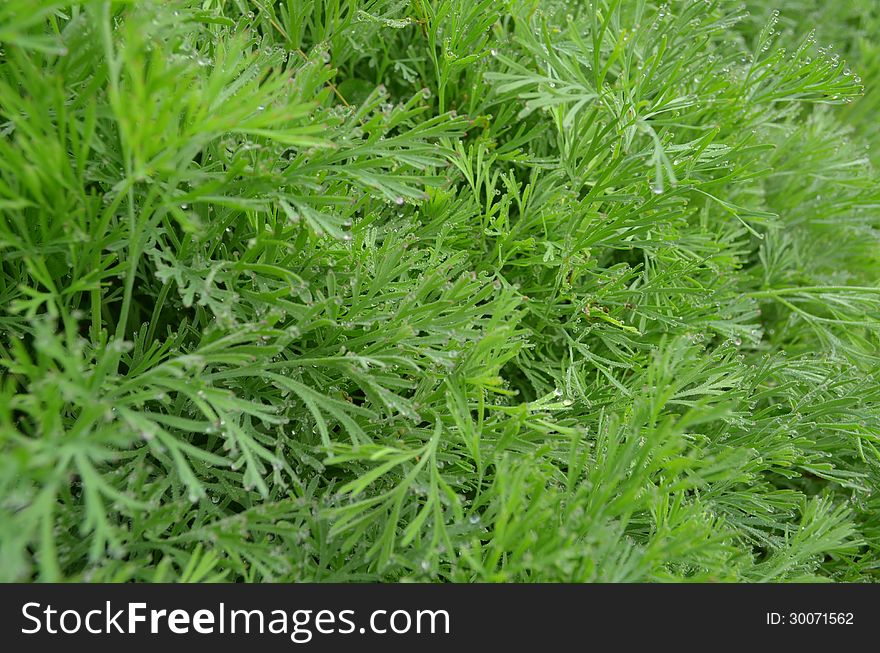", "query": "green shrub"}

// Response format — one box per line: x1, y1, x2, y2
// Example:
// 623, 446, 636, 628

1, 0, 878, 582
